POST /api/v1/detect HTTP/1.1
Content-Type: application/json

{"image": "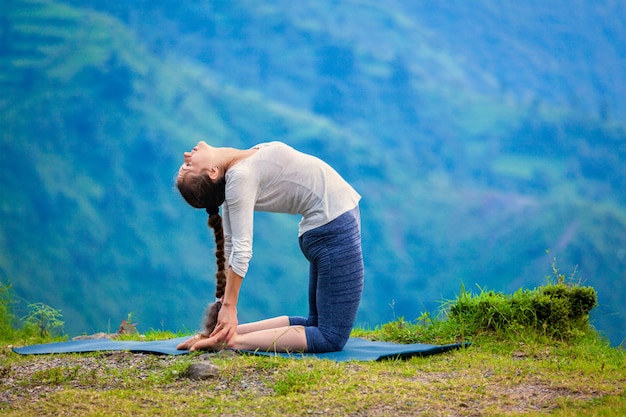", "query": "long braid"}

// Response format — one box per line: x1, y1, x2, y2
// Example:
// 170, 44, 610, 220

200, 211, 227, 336
209, 213, 227, 298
